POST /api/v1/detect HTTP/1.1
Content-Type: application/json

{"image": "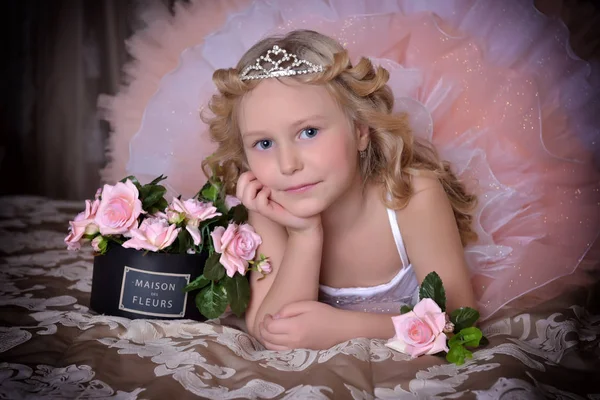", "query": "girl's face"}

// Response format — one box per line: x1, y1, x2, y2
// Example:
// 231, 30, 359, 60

238, 79, 366, 218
